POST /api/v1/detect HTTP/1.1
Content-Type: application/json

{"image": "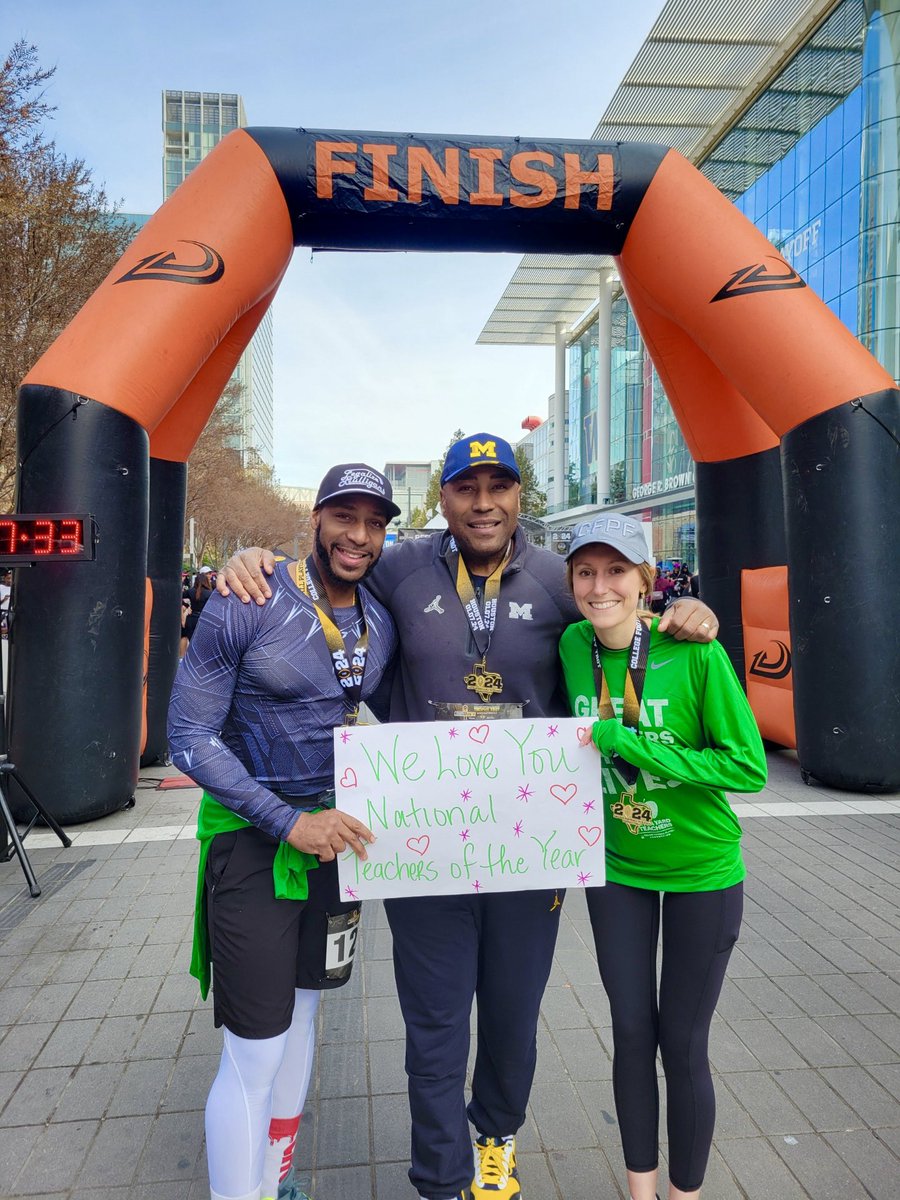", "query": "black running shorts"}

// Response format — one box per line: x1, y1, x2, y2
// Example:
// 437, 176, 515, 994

205, 824, 361, 1039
